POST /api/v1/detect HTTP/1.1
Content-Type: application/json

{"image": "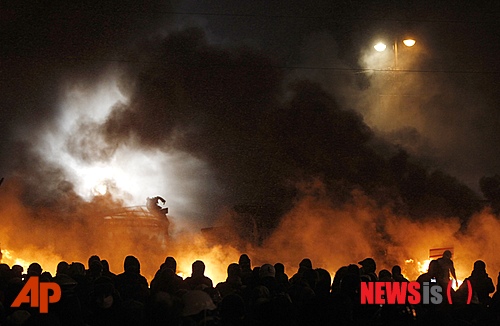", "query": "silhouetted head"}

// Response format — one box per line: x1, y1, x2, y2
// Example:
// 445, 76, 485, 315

473, 260, 486, 272
239, 254, 251, 269
124, 255, 140, 274
101, 259, 110, 272
219, 294, 245, 322
299, 258, 312, 270
303, 268, 319, 288
93, 276, 115, 309
56, 261, 70, 275
88, 255, 100, 269
347, 264, 360, 275
274, 263, 285, 275
182, 290, 216, 317
259, 264, 275, 279
315, 268, 332, 295
379, 269, 392, 281
165, 256, 177, 272
69, 262, 86, 277
89, 260, 103, 276
27, 263, 42, 276
443, 250, 452, 259
392, 265, 402, 276
12, 265, 24, 277
0, 264, 10, 274
41, 271, 52, 281
192, 260, 205, 276
227, 263, 241, 278
358, 258, 376, 273
428, 260, 440, 277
